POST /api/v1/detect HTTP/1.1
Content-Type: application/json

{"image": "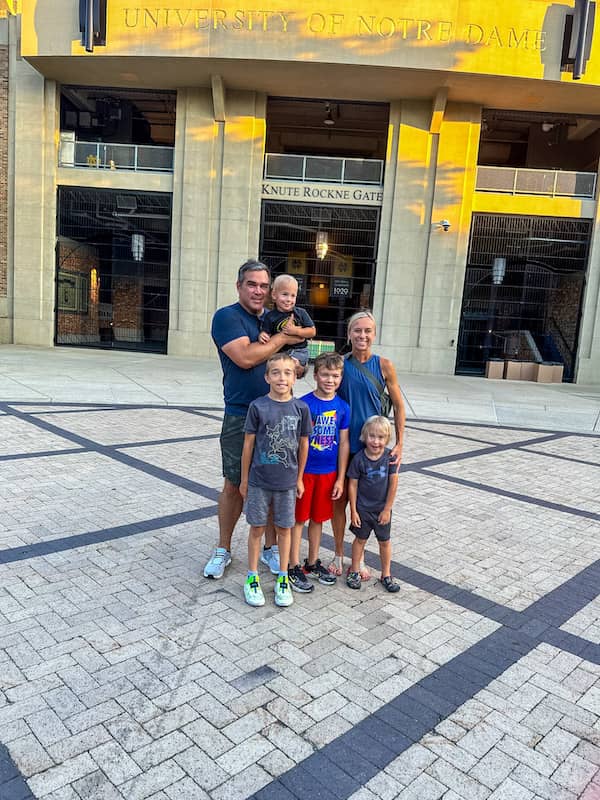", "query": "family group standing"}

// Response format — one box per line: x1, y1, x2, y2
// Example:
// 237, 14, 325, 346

205, 259, 406, 607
